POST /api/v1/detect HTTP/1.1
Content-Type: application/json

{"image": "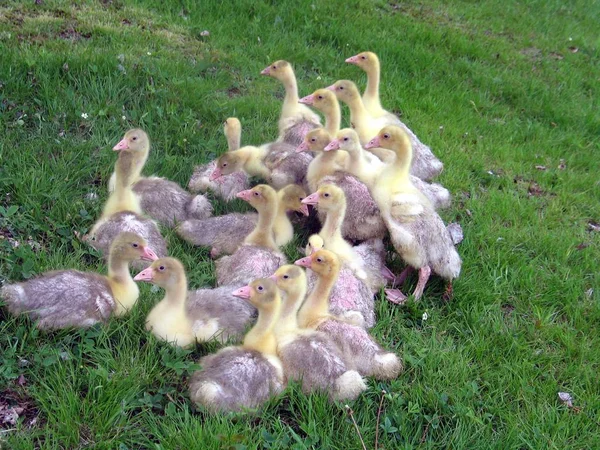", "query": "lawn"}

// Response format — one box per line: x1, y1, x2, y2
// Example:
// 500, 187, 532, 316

0, 0, 599, 448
